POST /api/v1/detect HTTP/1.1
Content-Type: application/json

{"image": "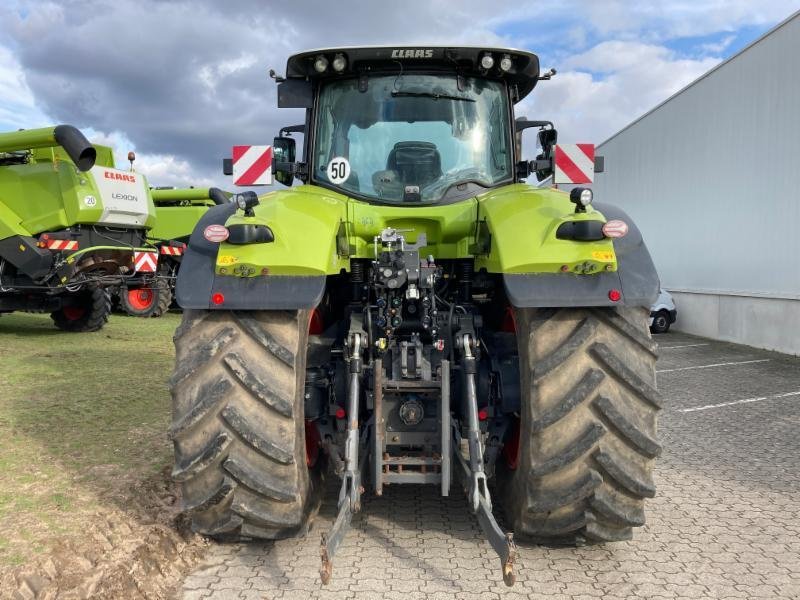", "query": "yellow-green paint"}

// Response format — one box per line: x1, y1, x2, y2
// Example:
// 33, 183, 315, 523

150, 188, 220, 242
1, 140, 156, 241
347, 198, 477, 259
213, 182, 617, 278
216, 186, 349, 277
475, 184, 617, 274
